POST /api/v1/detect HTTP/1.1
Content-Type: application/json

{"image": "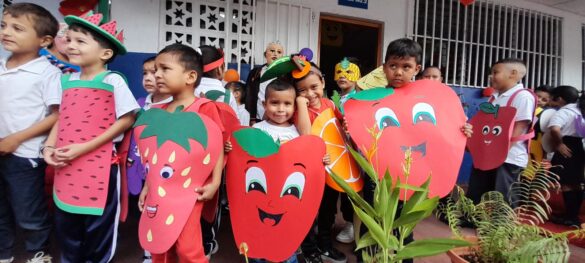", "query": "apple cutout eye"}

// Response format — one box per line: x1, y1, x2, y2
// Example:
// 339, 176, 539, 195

160, 165, 174, 179
482, 125, 490, 135
280, 172, 305, 199
246, 166, 267, 194
375, 107, 400, 129
412, 103, 437, 125
492, 125, 502, 136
